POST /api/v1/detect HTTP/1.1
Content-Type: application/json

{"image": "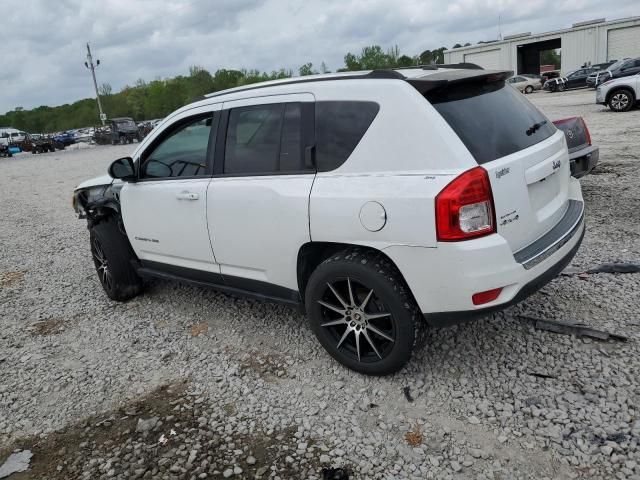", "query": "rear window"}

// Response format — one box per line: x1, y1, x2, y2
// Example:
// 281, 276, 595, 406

426, 82, 556, 164
315, 101, 379, 172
